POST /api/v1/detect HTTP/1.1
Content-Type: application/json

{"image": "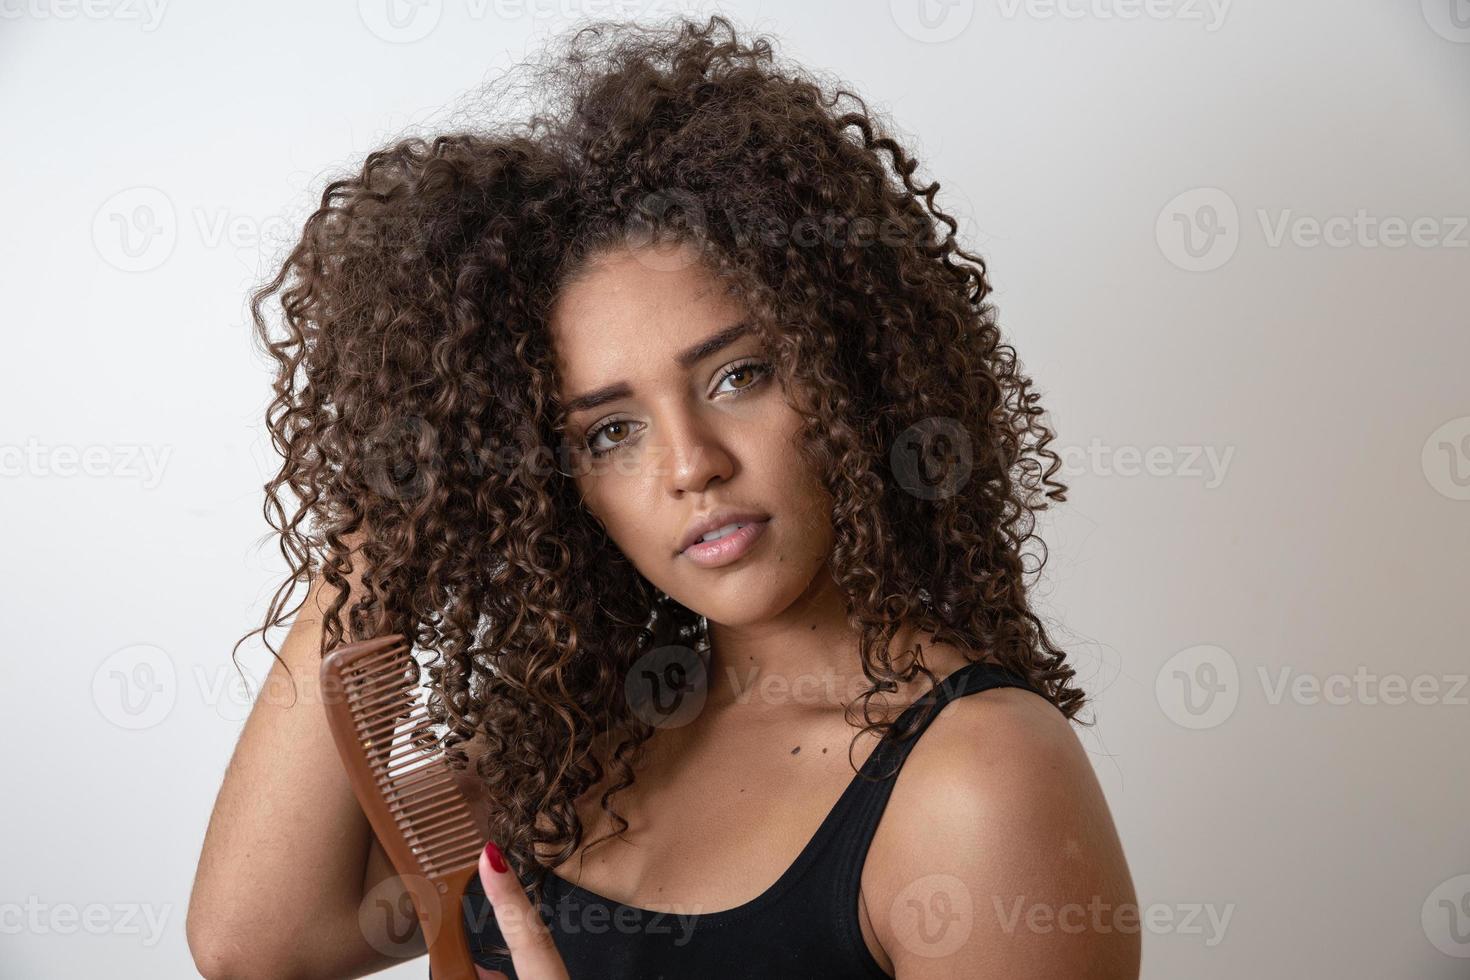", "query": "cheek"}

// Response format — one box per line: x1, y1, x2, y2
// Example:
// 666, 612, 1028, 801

576, 481, 614, 537
753, 406, 834, 542
578, 481, 661, 558
763, 405, 820, 492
